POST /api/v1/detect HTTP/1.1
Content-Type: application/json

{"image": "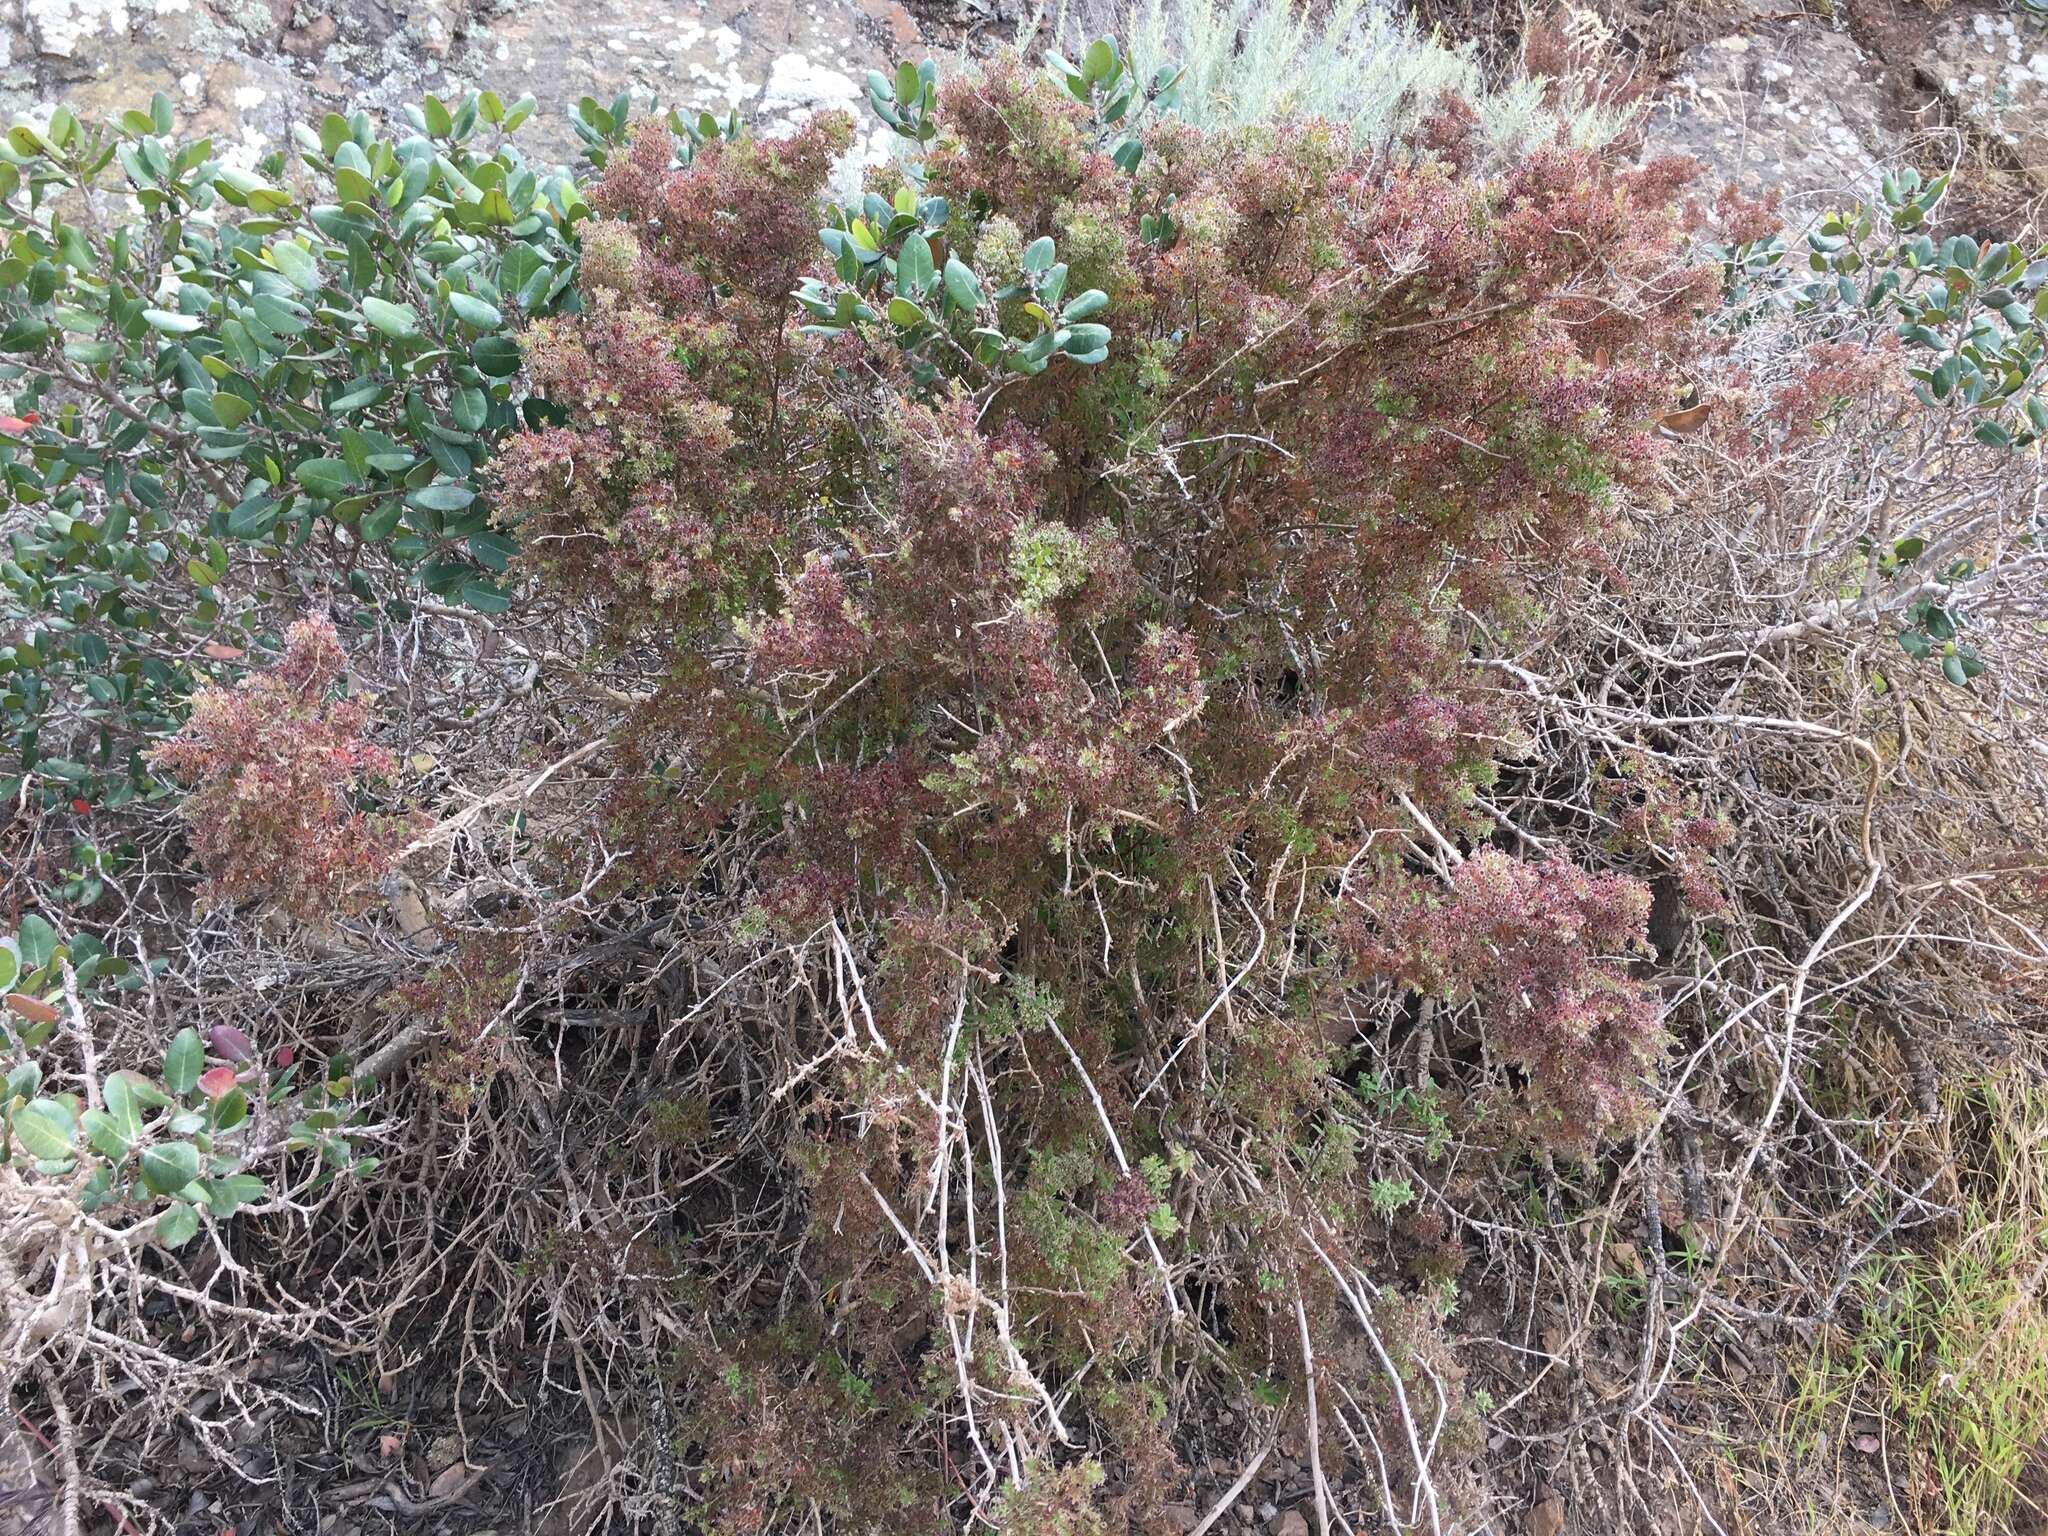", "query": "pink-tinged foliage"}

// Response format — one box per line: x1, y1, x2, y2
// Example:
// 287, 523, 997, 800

496, 70, 1714, 1136
1372, 851, 1663, 1152
493, 63, 1724, 1525
151, 617, 405, 920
